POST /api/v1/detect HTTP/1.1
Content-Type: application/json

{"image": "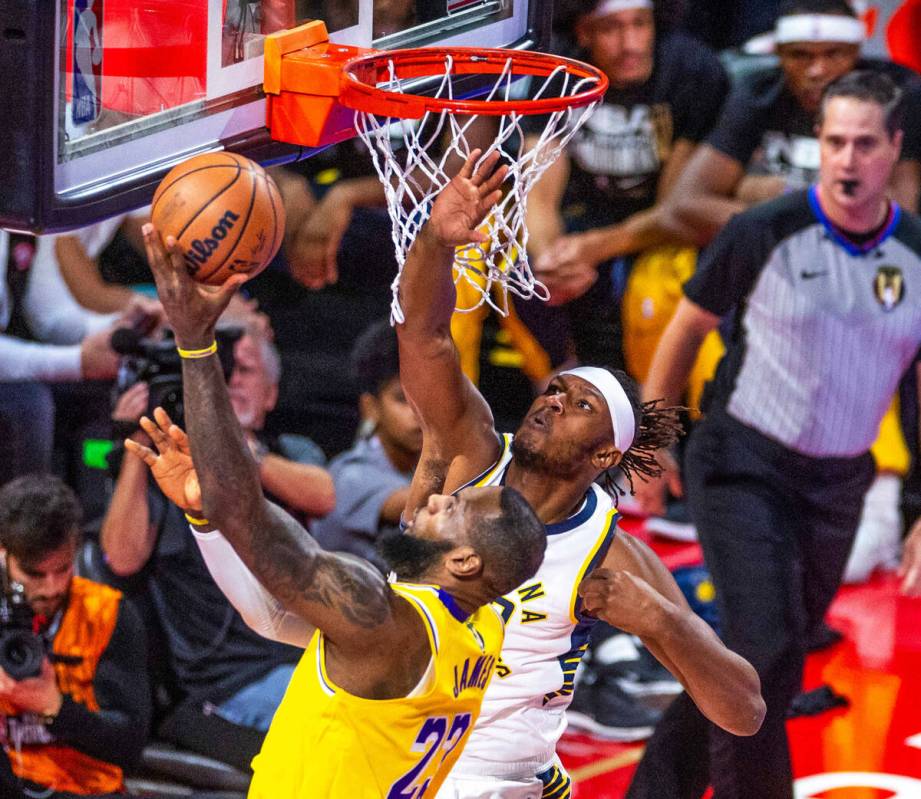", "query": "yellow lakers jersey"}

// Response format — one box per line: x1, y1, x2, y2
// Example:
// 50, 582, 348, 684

249, 582, 505, 799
